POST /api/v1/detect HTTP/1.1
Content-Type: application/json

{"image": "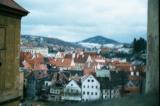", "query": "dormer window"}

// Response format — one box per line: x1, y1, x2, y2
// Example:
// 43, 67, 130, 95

131, 71, 134, 76
136, 72, 139, 76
